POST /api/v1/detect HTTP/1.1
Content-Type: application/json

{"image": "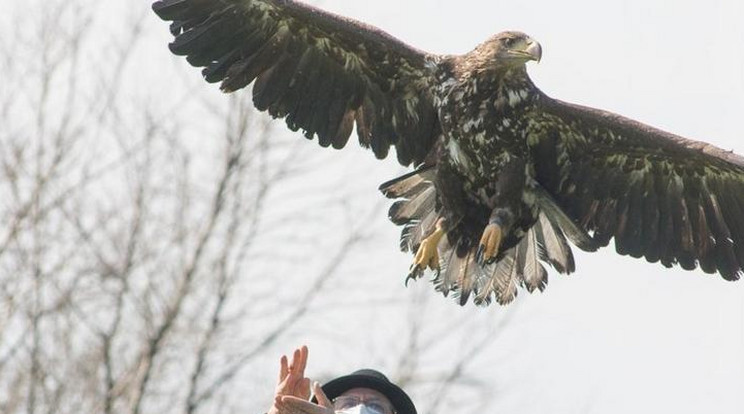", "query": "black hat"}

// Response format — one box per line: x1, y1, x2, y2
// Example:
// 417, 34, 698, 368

316, 369, 416, 414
